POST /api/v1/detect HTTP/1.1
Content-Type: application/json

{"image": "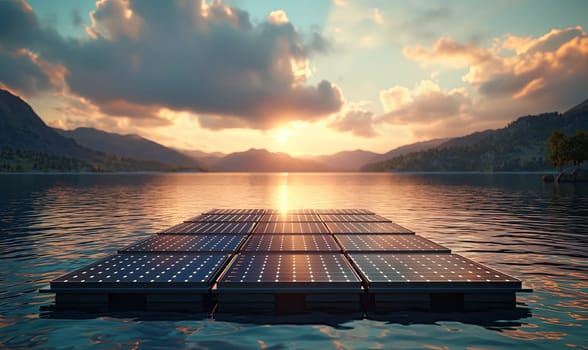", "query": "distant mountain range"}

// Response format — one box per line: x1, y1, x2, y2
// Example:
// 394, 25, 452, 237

361, 99, 588, 172
56, 127, 199, 167
213, 148, 329, 172
2, 88, 586, 172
